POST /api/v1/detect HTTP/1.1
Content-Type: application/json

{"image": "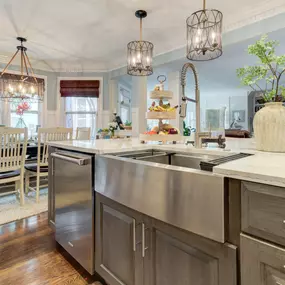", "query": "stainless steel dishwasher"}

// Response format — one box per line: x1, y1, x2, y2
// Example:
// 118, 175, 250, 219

51, 150, 94, 274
